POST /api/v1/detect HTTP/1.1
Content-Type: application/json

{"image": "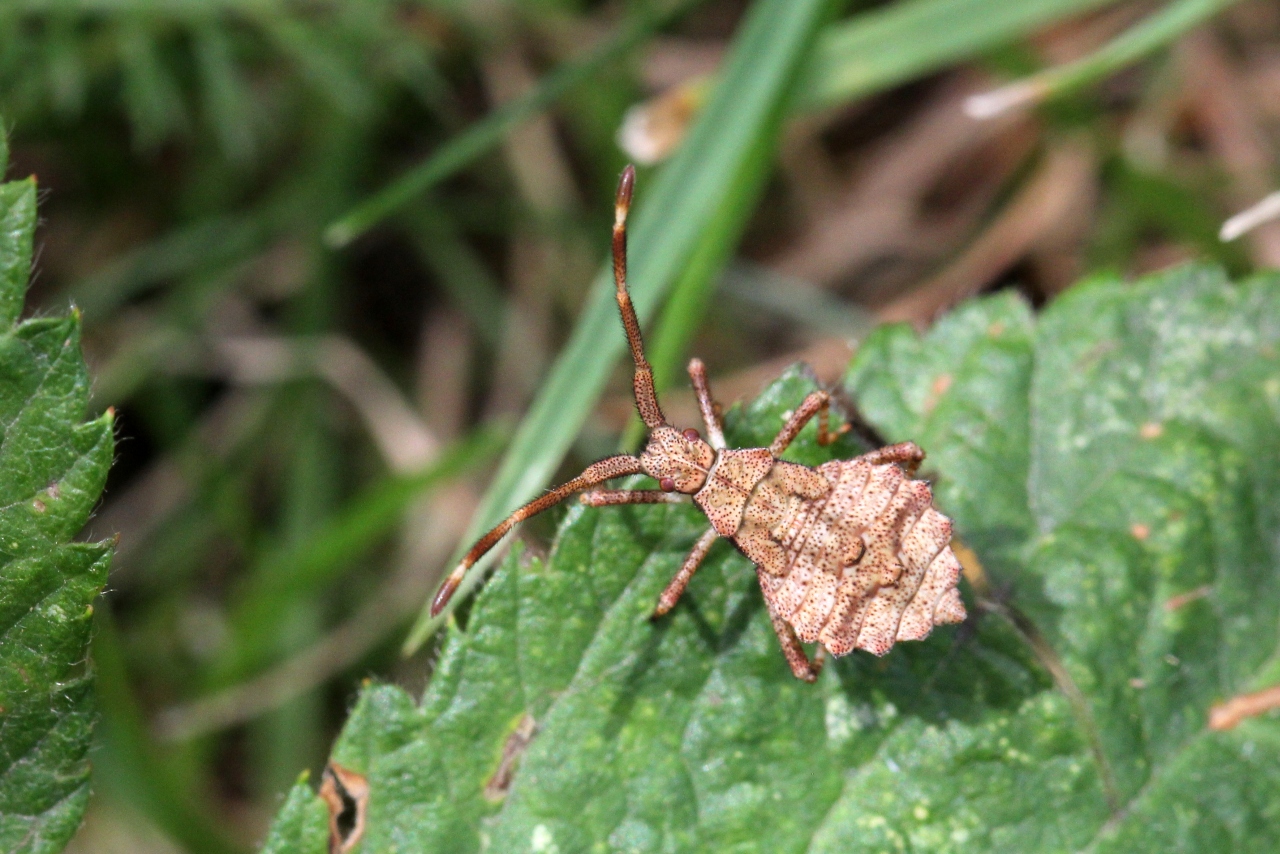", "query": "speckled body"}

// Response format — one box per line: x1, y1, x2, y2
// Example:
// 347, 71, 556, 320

694, 449, 966, 658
